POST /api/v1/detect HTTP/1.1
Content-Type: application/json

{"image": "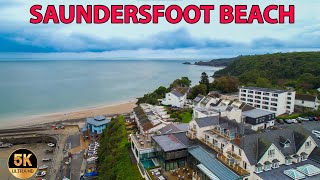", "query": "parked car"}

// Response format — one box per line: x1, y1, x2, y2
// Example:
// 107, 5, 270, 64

298, 117, 309, 121
309, 117, 315, 121
42, 158, 52, 162
35, 171, 46, 177
277, 119, 285, 124
284, 119, 293, 124
316, 116, 320, 121
312, 130, 320, 136
38, 165, 48, 170
47, 143, 55, 147
297, 119, 303, 123
291, 119, 298, 123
